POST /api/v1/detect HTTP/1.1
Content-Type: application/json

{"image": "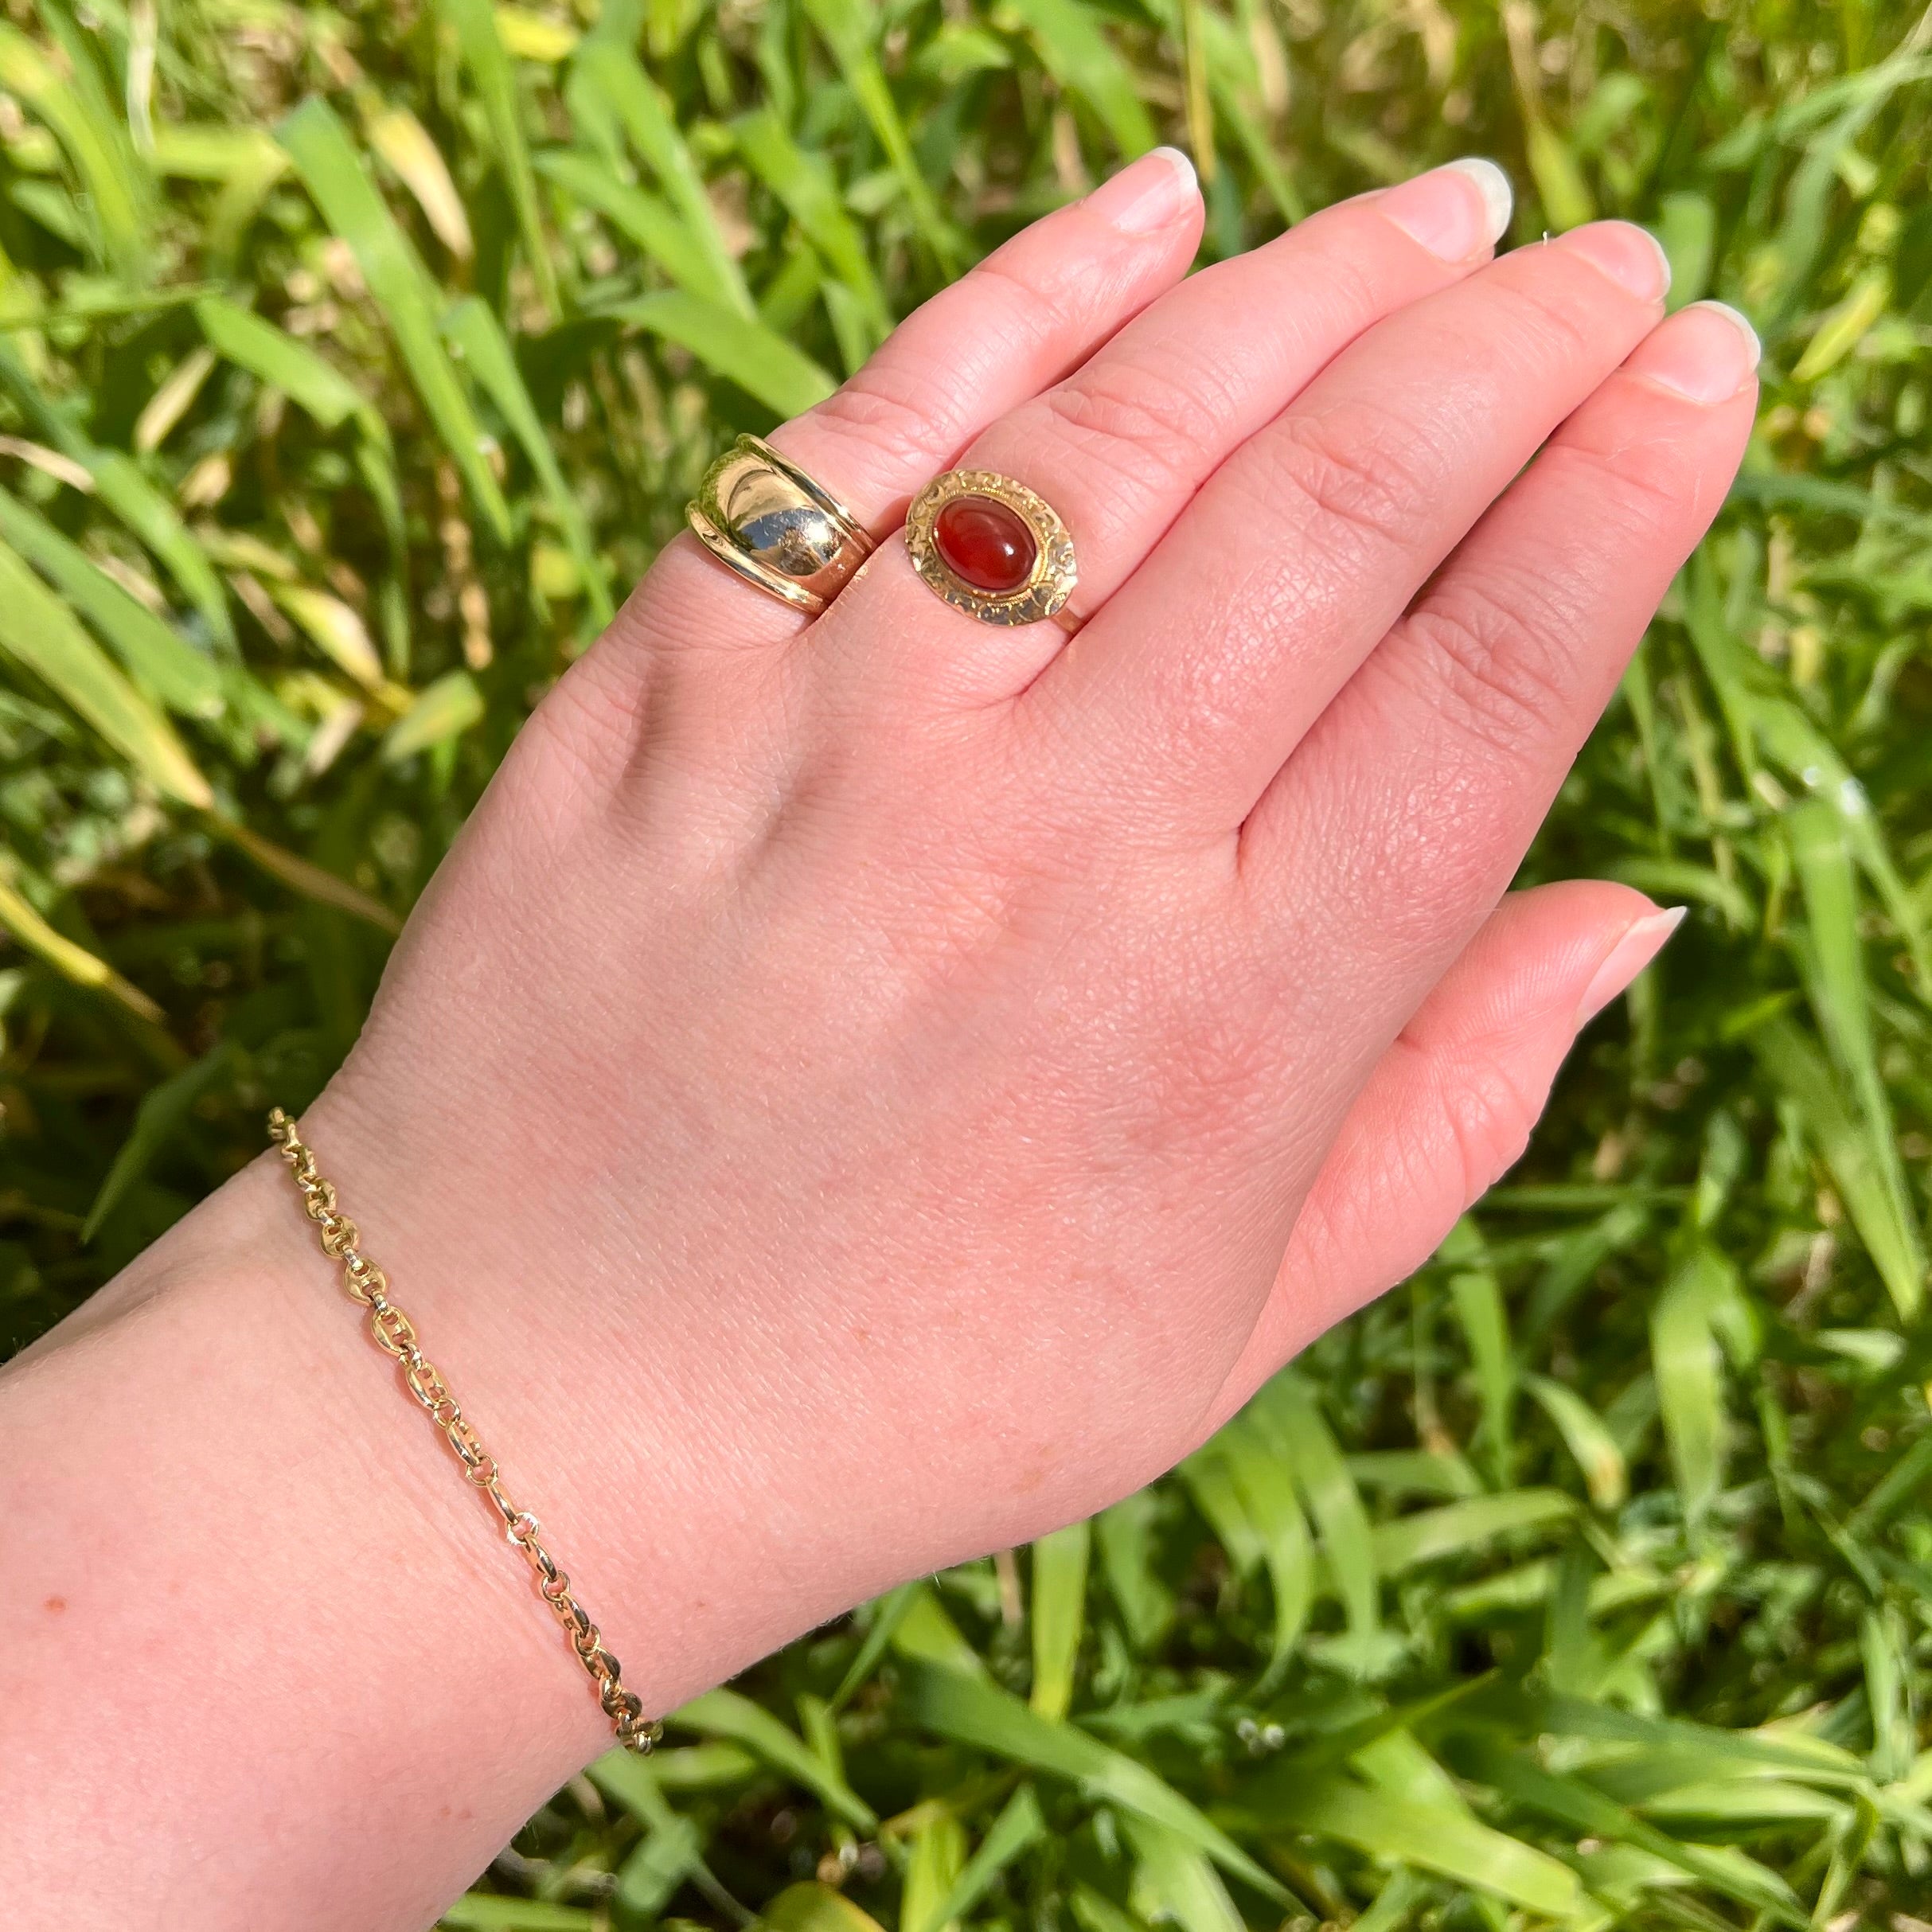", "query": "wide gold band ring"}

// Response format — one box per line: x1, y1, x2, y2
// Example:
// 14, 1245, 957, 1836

906, 469, 1079, 627
687, 435, 873, 615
